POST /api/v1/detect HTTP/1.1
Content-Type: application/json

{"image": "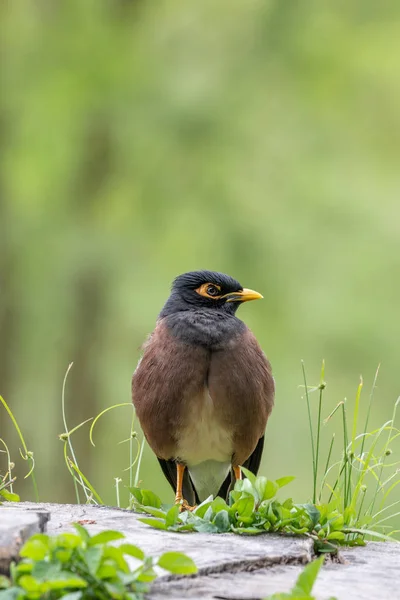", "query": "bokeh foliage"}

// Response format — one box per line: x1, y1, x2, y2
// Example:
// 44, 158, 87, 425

1, 0, 399, 520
